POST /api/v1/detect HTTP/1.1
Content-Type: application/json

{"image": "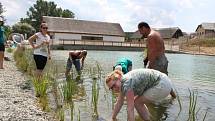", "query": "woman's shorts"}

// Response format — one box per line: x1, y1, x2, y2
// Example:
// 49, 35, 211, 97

33, 54, 47, 70
143, 73, 173, 102
0, 44, 5, 51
